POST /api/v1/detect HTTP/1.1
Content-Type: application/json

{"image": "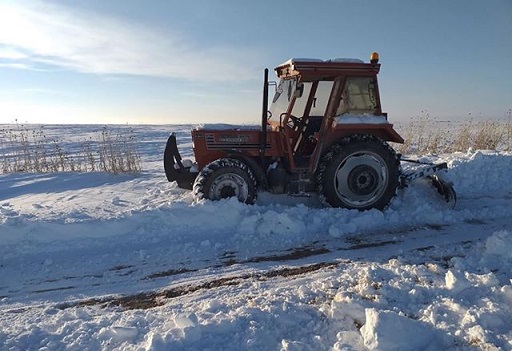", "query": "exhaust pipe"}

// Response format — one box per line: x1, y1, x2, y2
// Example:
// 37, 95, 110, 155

260, 68, 269, 159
